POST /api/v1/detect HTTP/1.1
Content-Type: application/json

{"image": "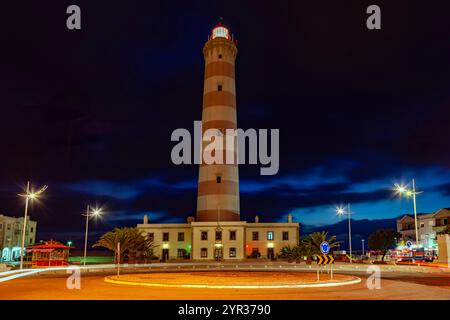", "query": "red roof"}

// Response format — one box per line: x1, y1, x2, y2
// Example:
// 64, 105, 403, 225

32, 240, 71, 250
